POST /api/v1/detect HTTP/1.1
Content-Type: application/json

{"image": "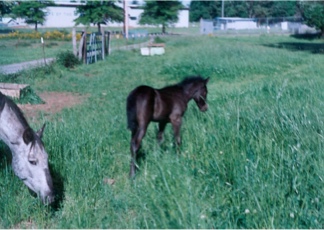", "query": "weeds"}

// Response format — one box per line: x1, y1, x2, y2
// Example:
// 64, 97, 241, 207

56, 50, 81, 69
